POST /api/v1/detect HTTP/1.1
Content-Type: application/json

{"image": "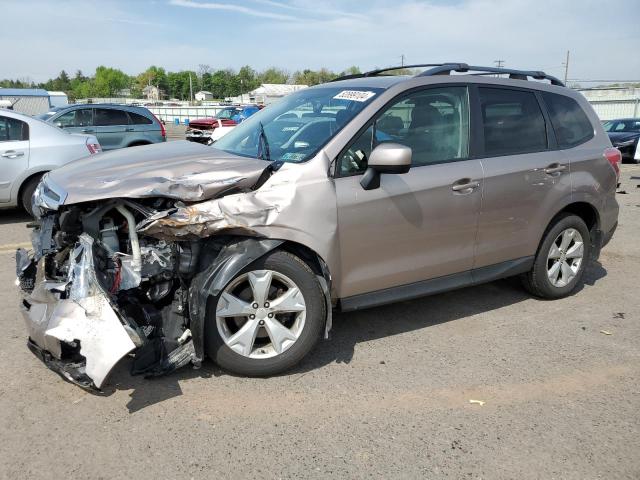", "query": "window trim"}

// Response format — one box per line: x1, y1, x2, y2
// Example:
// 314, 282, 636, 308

334, 83, 473, 178
473, 84, 554, 159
